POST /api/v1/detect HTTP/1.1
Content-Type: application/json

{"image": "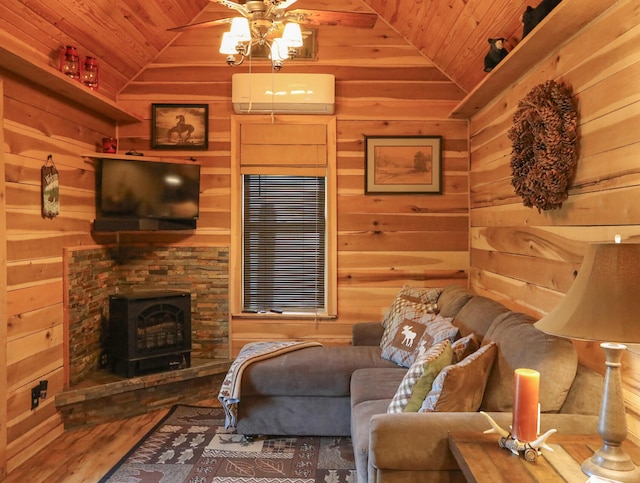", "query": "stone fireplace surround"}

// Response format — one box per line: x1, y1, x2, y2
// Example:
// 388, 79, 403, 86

64, 244, 229, 387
